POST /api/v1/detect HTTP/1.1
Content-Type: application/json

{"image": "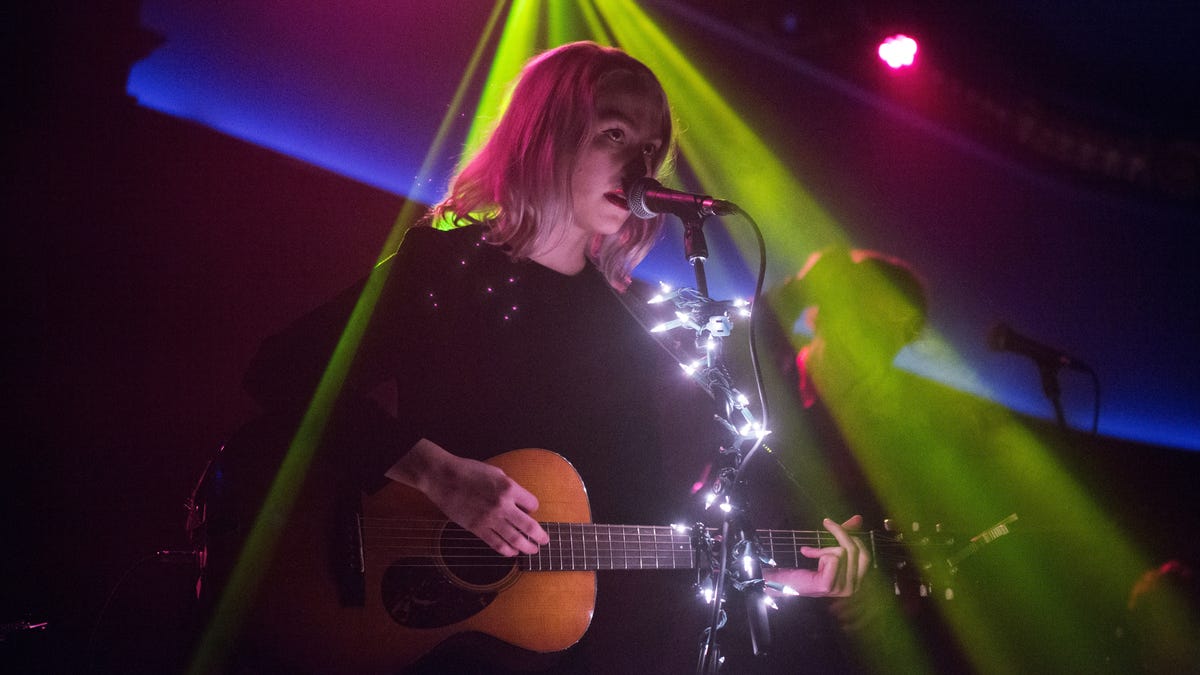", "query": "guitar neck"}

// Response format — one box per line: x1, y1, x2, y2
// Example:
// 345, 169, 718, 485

520, 523, 842, 572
